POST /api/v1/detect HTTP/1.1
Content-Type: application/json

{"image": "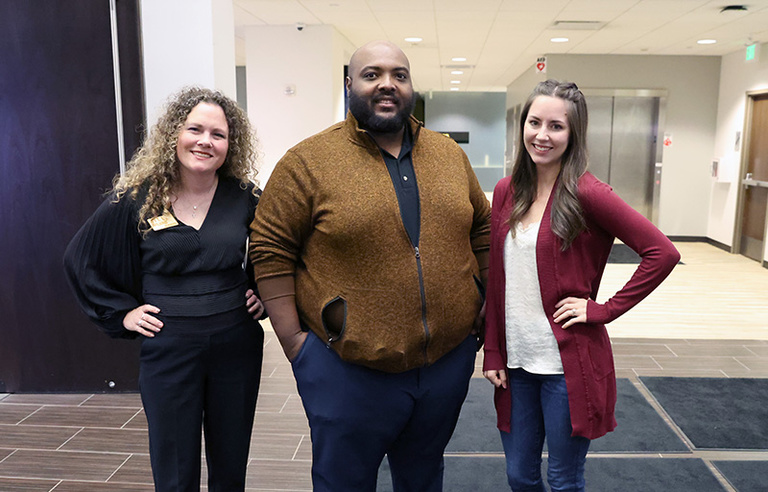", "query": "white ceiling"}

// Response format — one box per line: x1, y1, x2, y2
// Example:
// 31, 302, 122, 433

232, 0, 768, 92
